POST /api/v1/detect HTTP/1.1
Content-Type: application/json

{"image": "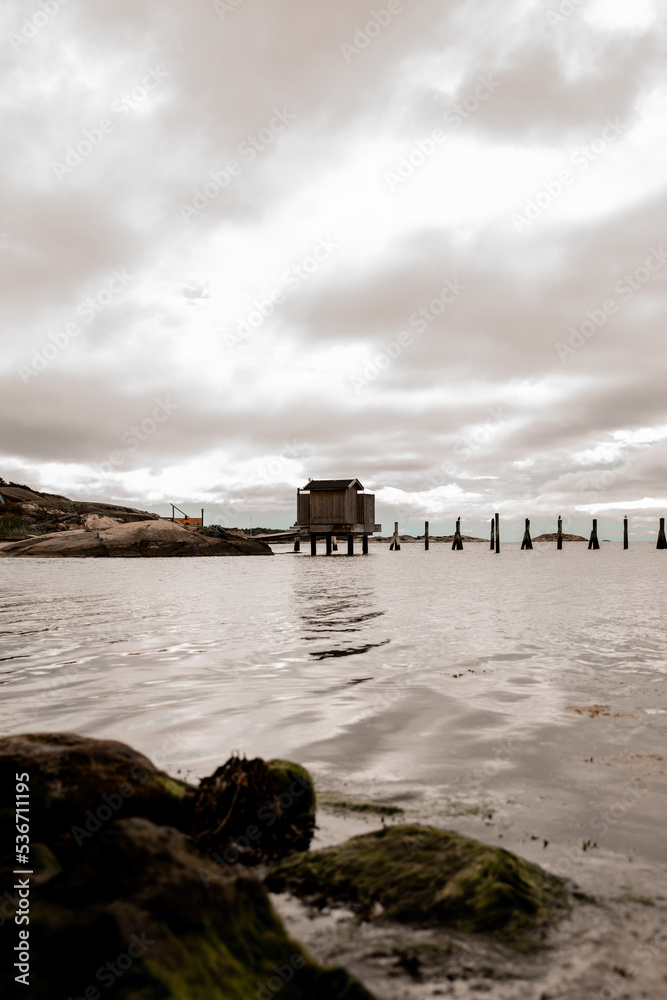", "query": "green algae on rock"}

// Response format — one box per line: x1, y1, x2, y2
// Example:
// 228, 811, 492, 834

192, 755, 316, 863
5, 817, 373, 1000
267, 823, 568, 940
